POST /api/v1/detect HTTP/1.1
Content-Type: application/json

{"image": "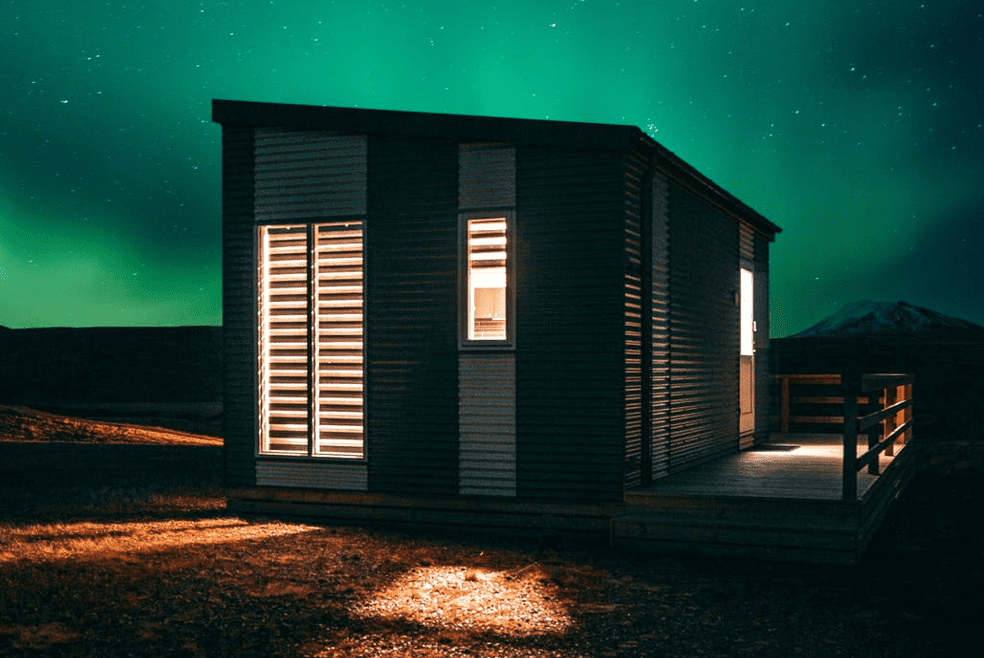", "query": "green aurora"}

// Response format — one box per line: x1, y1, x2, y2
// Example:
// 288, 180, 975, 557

1, 0, 982, 335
